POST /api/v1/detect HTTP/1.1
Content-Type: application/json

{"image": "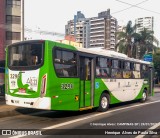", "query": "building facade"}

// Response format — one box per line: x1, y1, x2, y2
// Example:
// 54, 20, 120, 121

135, 17, 154, 33
0, 0, 24, 61
65, 9, 117, 49
90, 10, 117, 49
65, 11, 89, 47
135, 17, 156, 58
83, 20, 90, 48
